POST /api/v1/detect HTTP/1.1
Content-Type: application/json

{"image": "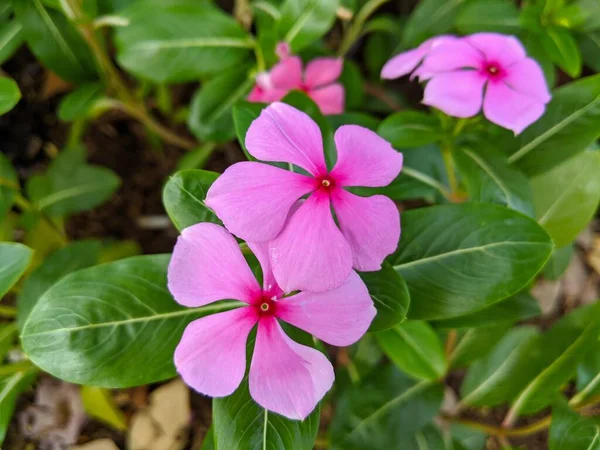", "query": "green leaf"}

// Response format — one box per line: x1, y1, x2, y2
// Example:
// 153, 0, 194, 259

455, 0, 520, 34
17, 240, 101, 330
550, 398, 600, 450
0, 152, 18, 219
12, 0, 97, 82
162, 169, 220, 232
327, 112, 380, 131
402, 0, 468, 46
213, 379, 320, 450
378, 111, 440, 148
188, 66, 253, 142
360, 262, 410, 332
450, 324, 512, 368
81, 386, 127, 430
0, 367, 38, 445
0, 78, 21, 115
431, 291, 541, 329
0, 20, 24, 65
21, 255, 240, 387
506, 74, 600, 175
340, 60, 365, 110
376, 321, 447, 380
575, 342, 600, 405
532, 151, 600, 247
460, 326, 540, 407
0, 324, 18, 362
578, 31, 600, 72
278, 0, 339, 52
58, 83, 104, 122
391, 203, 553, 320
233, 100, 267, 157
26, 145, 120, 218
114, 0, 253, 82
0, 242, 33, 298
454, 148, 534, 217
543, 245, 573, 280
540, 27, 582, 78
330, 365, 444, 450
